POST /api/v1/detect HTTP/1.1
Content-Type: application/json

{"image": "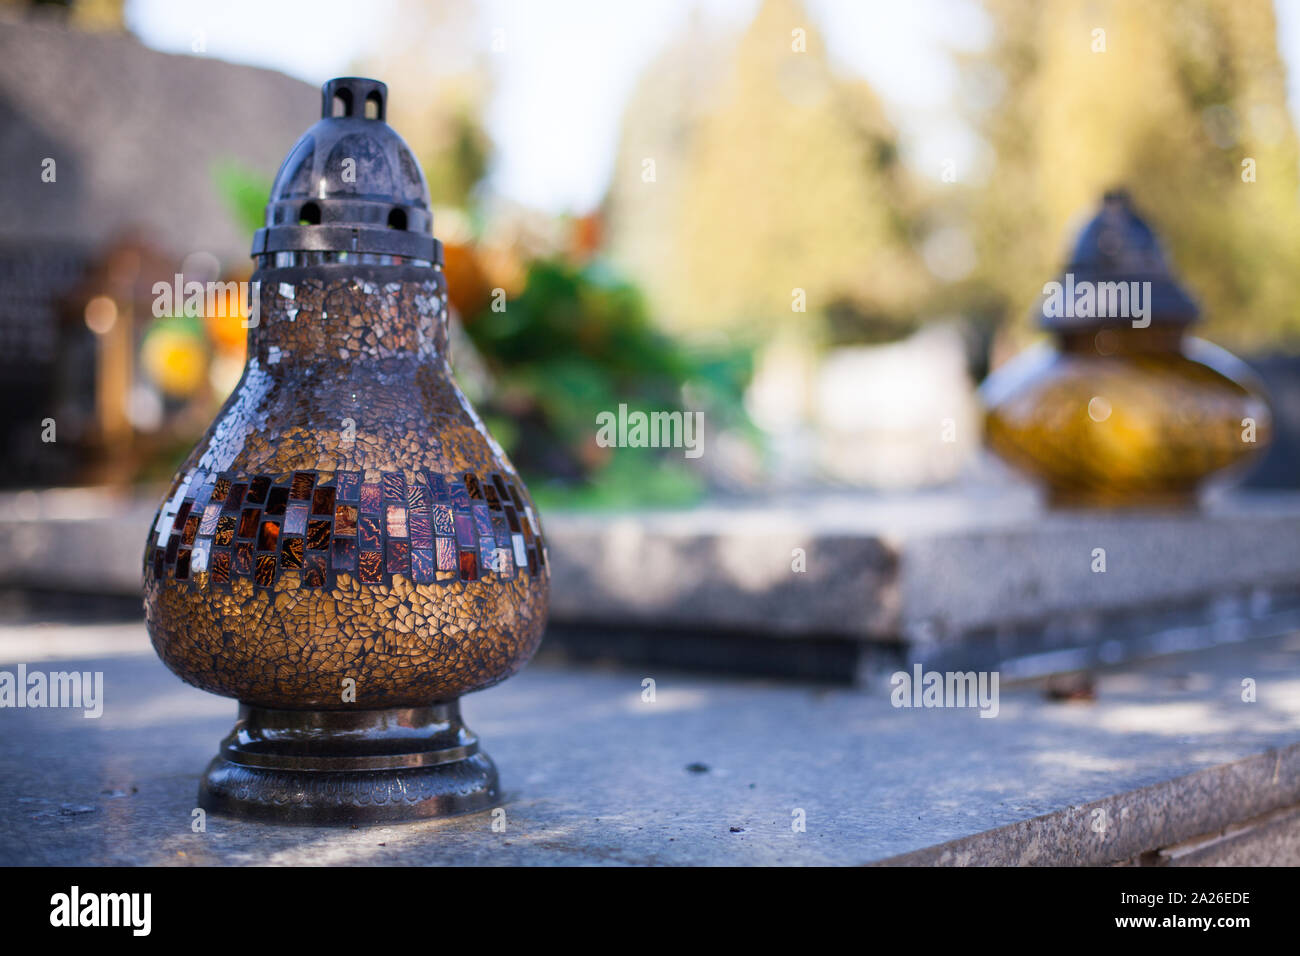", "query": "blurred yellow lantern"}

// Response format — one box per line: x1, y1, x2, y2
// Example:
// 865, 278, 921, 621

982, 192, 1271, 508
